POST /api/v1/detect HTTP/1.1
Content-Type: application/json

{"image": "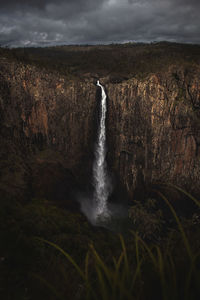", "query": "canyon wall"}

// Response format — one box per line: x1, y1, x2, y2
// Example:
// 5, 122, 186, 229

105, 67, 200, 198
0, 56, 200, 203
0, 59, 97, 203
